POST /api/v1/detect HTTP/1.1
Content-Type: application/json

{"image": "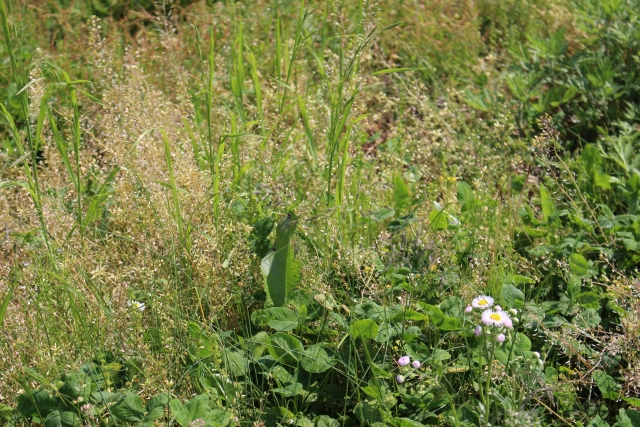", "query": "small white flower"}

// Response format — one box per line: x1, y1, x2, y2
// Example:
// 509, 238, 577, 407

472, 296, 494, 309
127, 300, 146, 312
481, 309, 510, 327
